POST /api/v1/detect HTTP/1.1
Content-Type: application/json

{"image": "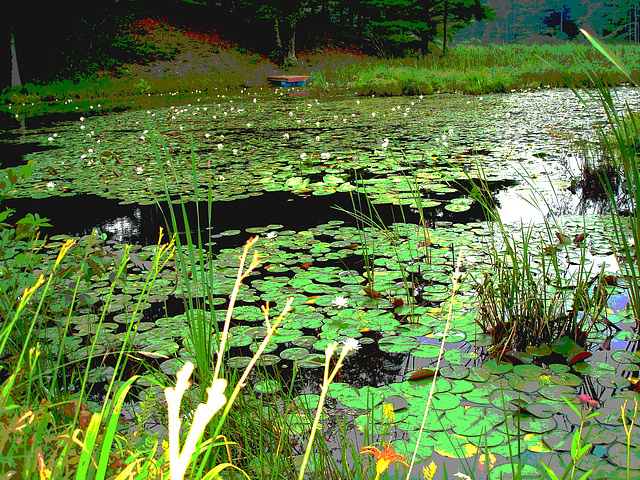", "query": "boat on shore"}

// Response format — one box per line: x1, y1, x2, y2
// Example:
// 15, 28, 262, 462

267, 75, 309, 87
